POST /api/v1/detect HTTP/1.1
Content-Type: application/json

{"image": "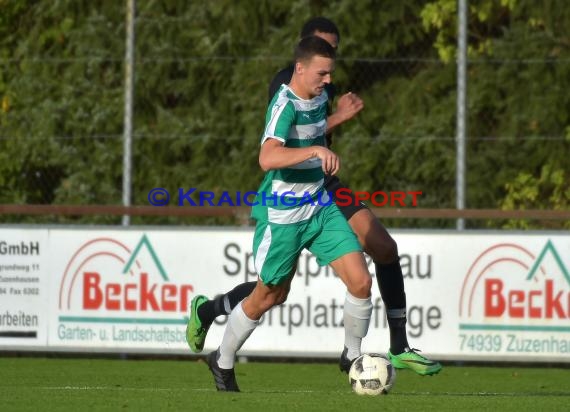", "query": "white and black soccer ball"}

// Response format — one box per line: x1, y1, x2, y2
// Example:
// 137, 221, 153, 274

348, 353, 396, 396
